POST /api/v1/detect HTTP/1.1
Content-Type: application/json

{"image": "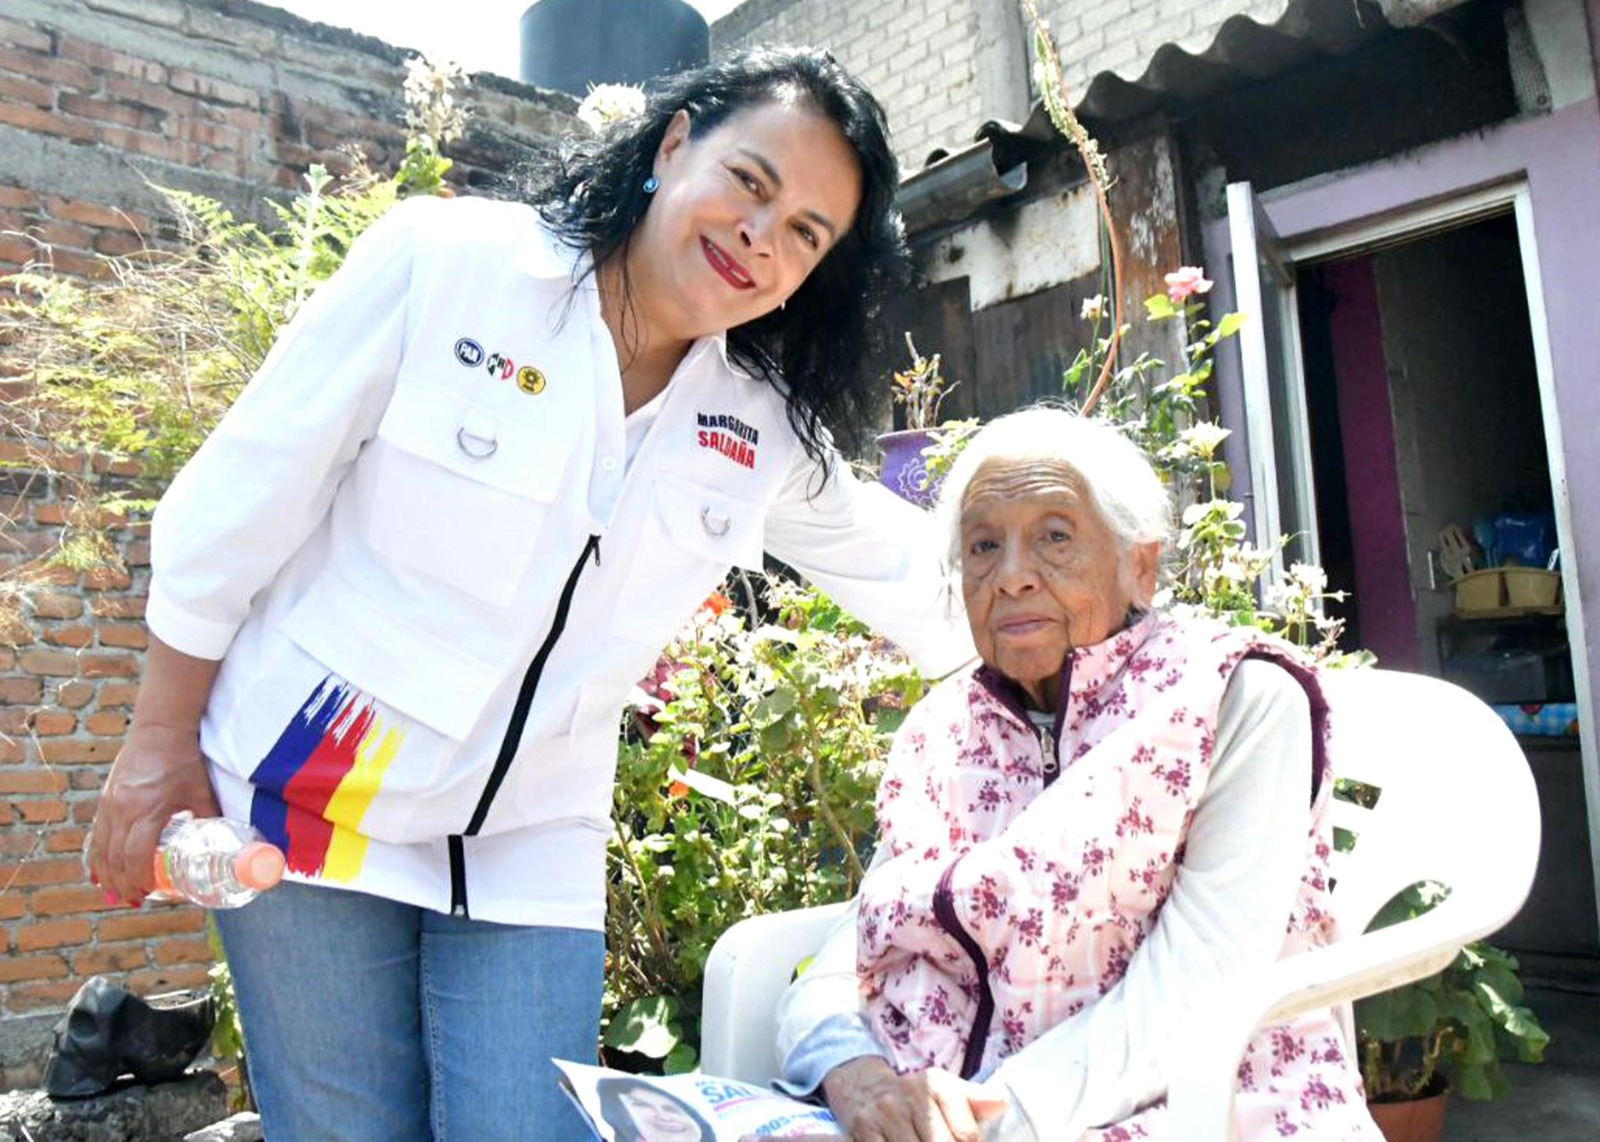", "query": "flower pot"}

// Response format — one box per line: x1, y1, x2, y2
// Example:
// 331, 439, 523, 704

1368, 1077, 1450, 1142
876, 428, 943, 509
